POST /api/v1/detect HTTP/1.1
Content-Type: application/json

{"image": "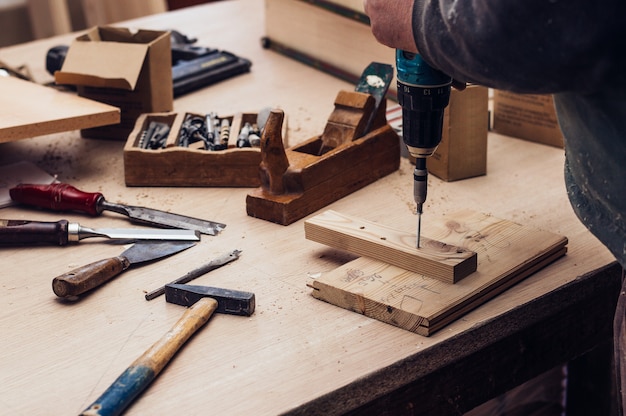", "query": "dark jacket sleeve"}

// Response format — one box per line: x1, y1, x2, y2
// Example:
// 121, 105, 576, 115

412, 0, 626, 94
